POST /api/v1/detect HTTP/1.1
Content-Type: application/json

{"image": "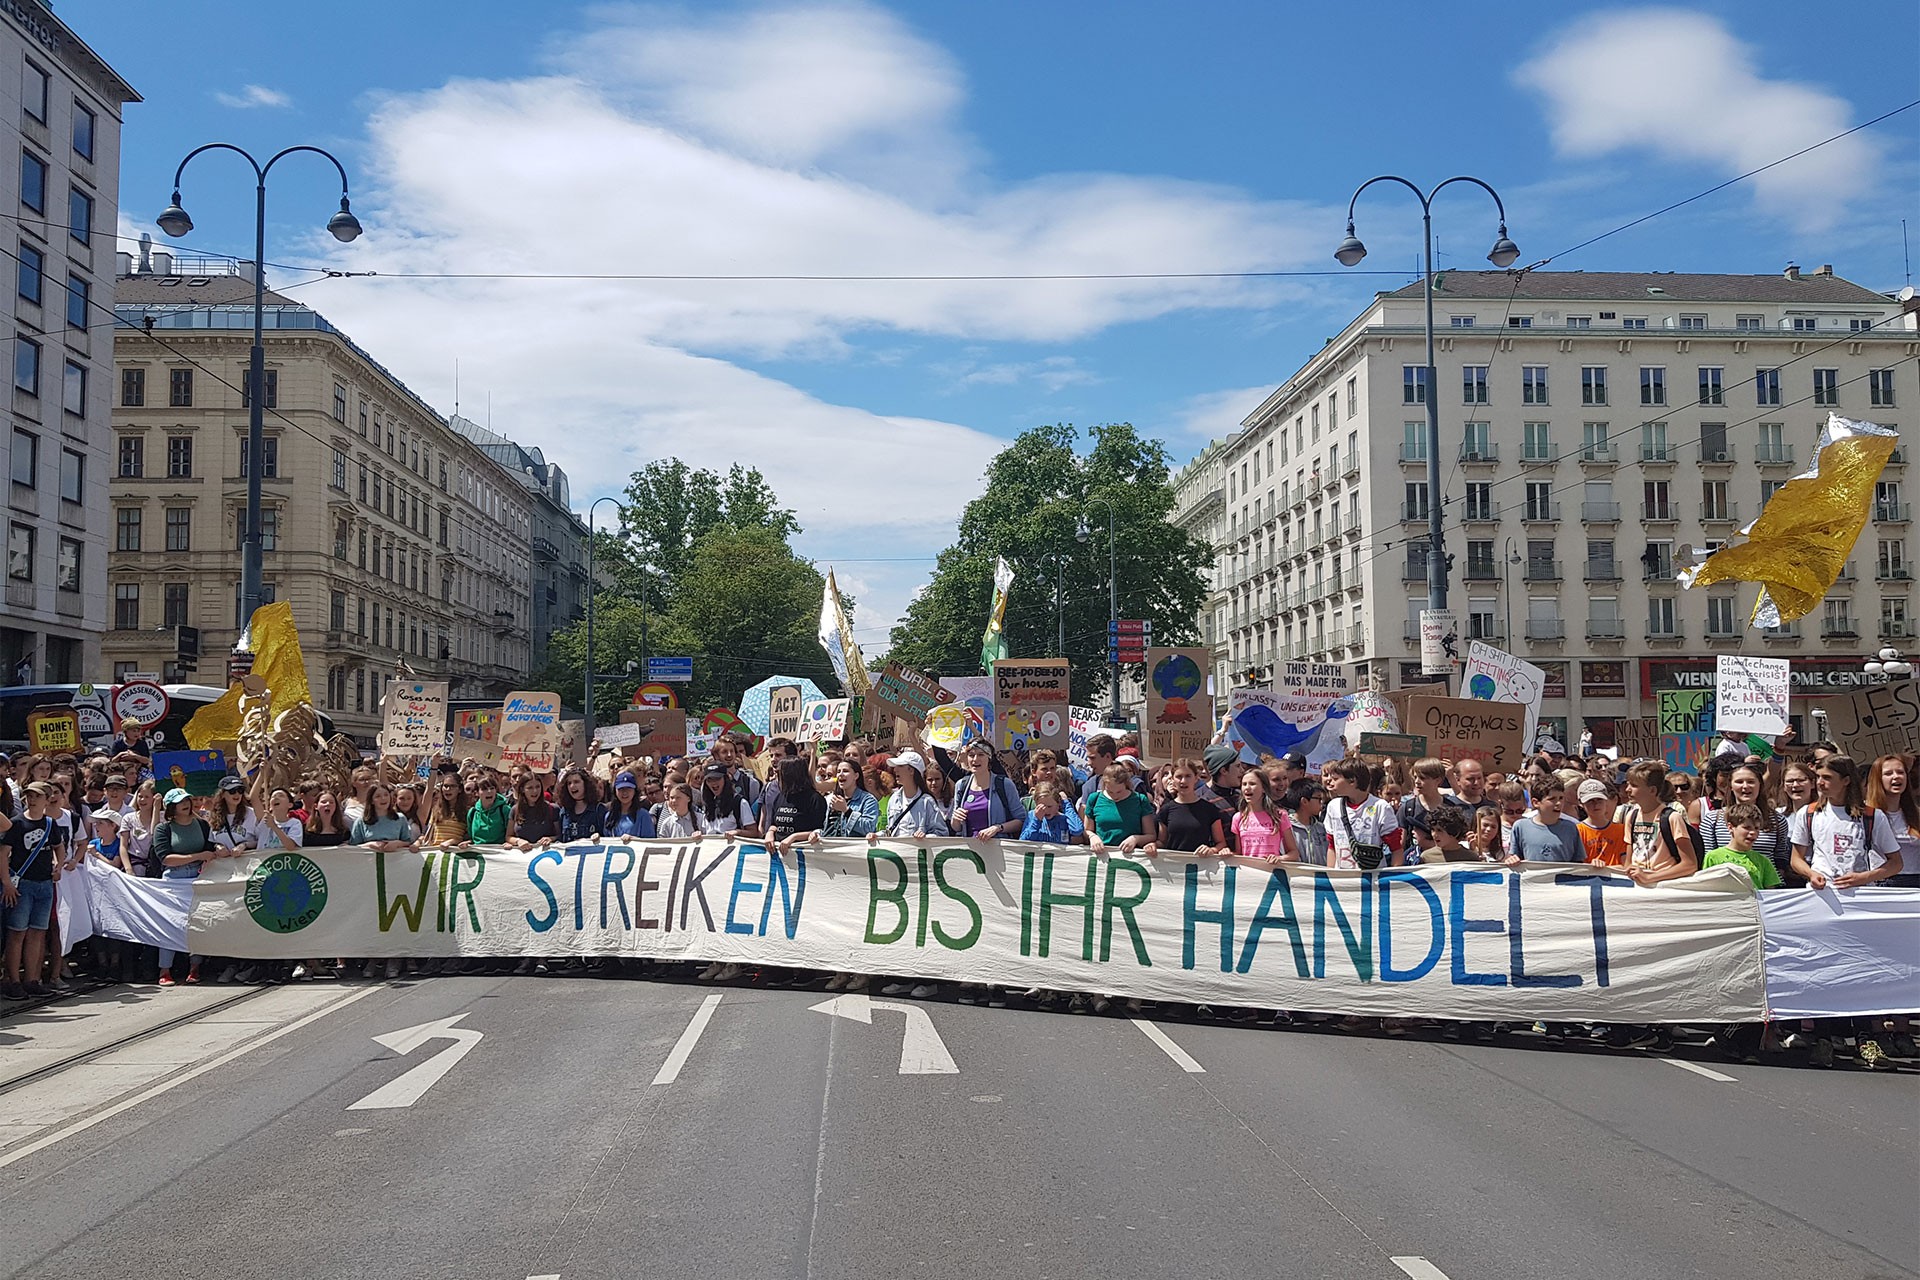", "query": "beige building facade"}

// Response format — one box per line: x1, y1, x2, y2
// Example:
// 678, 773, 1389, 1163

105, 261, 533, 740
1204, 268, 1918, 743
1, 1, 136, 683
